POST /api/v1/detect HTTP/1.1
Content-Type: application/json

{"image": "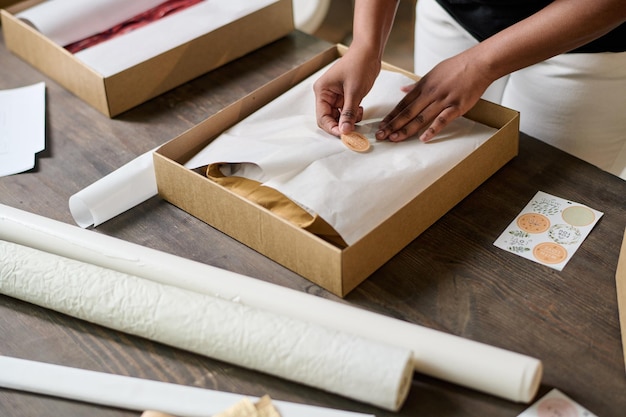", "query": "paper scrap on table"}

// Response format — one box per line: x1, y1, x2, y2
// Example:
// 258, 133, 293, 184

186, 65, 497, 245
517, 388, 597, 417
494, 191, 603, 271
16, 0, 278, 77
69, 148, 158, 228
0, 82, 46, 177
